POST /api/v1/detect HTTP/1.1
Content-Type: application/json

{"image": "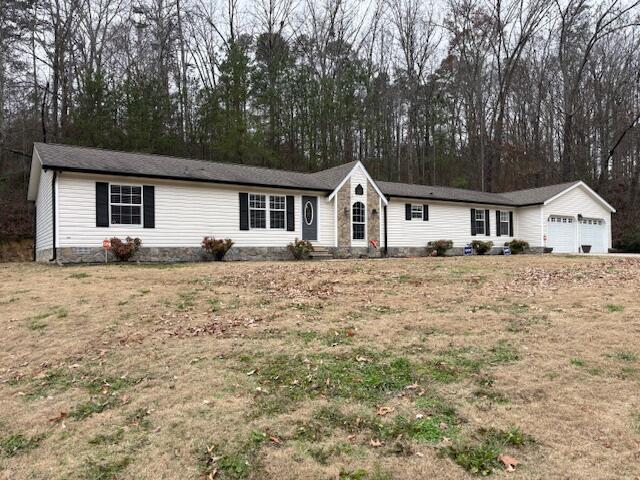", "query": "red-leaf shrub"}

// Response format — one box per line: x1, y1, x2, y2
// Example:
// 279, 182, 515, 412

110, 237, 142, 262
201, 237, 234, 261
